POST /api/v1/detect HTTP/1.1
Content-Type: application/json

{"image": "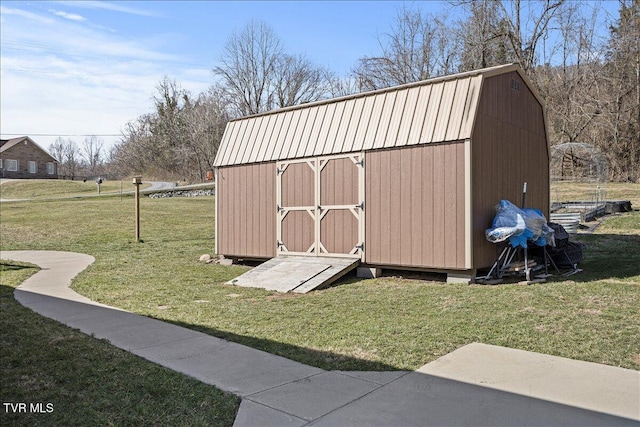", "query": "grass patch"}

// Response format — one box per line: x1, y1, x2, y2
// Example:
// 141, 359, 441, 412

0, 179, 150, 200
550, 181, 640, 207
0, 260, 239, 427
1, 190, 639, 372
597, 210, 640, 234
